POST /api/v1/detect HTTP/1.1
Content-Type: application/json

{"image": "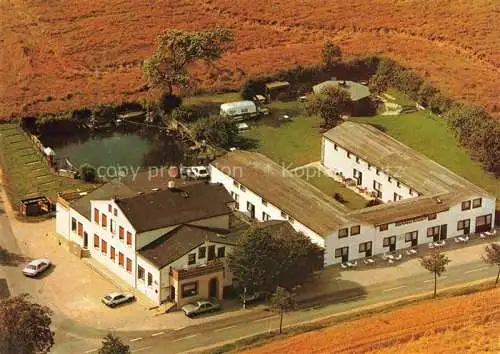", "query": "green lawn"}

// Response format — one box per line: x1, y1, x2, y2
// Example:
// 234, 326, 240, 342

294, 167, 367, 210
243, 101, 322, 168
351, 111, 500, 198
0, 124, 94, 208
385, 88, 415, 107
